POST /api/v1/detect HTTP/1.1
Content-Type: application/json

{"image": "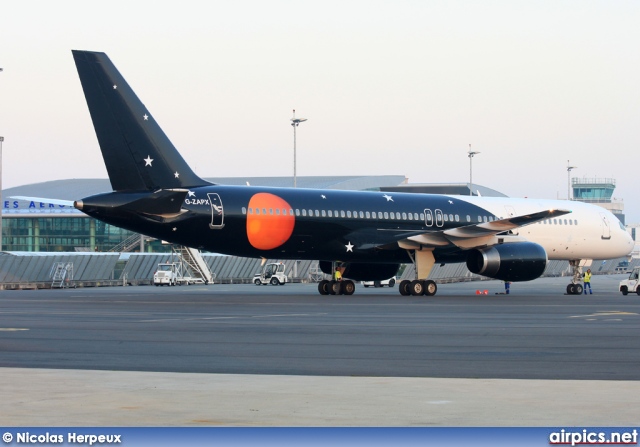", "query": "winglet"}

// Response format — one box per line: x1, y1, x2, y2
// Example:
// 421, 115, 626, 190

72, 50, 210, 192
